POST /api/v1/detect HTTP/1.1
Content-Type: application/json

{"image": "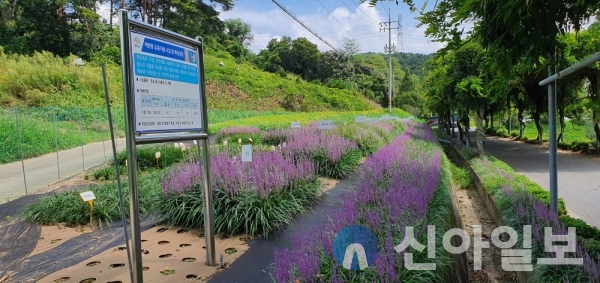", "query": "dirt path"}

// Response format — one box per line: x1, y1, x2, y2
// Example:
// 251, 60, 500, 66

454, 180, 517, 282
